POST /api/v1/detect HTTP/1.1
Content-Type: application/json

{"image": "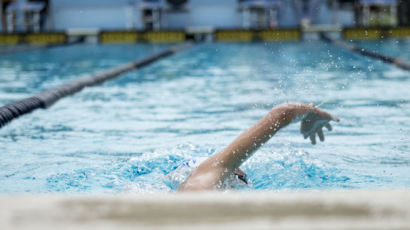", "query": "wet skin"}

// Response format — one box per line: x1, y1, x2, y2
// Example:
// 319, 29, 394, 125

178, 102, 339, 191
